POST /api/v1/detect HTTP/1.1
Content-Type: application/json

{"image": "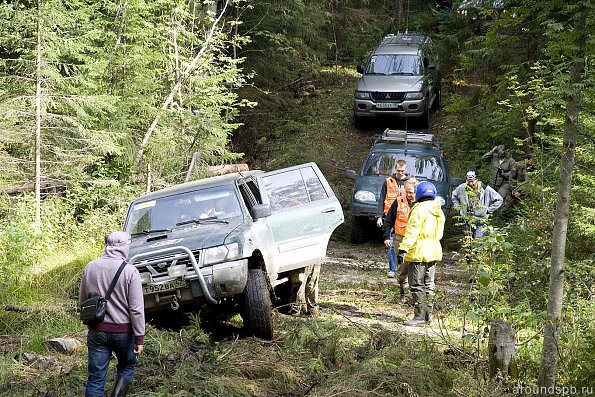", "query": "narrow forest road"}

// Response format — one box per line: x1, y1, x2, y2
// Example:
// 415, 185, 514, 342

319, 239, 469, 339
